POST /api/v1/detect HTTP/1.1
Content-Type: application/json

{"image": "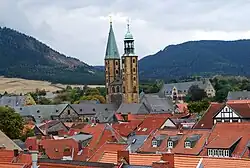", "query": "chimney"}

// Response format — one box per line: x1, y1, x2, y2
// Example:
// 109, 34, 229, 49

152, 160, 170, 168
14, 149, 19, 157
31, 151, 38, 168
161, 153, 174, 168
117, 151, 129, 165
